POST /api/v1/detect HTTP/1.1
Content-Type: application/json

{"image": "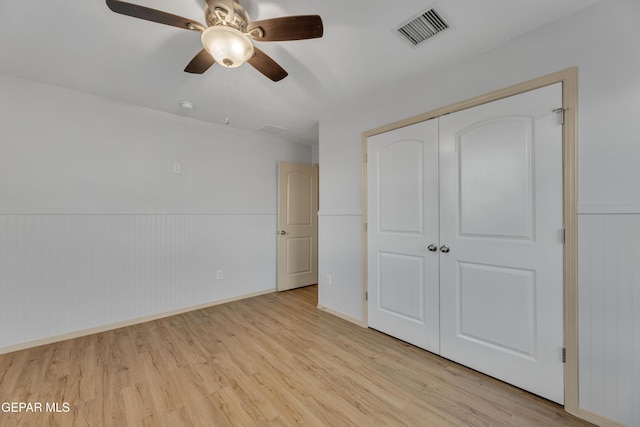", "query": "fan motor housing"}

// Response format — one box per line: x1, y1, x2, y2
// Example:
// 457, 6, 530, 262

205, 0, 251, 31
